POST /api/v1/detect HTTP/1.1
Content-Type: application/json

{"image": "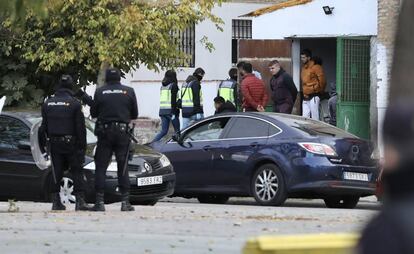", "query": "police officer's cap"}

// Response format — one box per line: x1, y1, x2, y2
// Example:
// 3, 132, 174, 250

106, 68, 121, 82
59, 75, 73, 89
